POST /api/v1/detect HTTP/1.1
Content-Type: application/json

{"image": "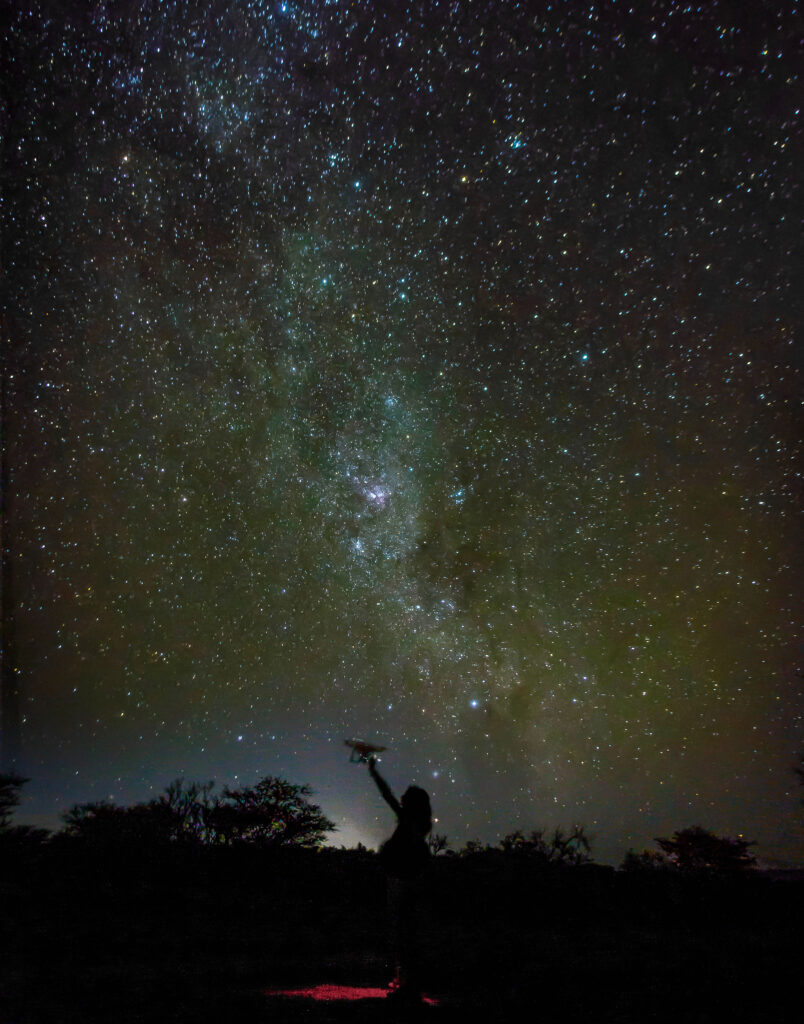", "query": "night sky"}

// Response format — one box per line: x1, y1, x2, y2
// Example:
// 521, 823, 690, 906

3, 0, 802, 866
